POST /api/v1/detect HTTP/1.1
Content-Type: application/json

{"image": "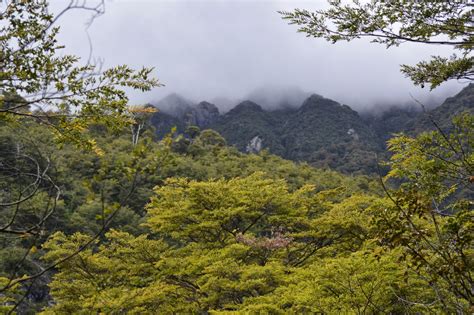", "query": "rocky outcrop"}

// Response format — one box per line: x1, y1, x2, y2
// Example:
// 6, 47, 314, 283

185, 101, 220, 127
246, 136, 263, 153
154, 94, 220, 131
